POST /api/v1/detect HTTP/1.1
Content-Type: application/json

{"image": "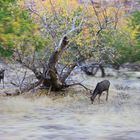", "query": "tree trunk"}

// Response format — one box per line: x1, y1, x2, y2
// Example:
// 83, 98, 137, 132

43, 36, 69, 91
99, 64, 105, 77
81, 63, 106, 77
12, 36, 89, 94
